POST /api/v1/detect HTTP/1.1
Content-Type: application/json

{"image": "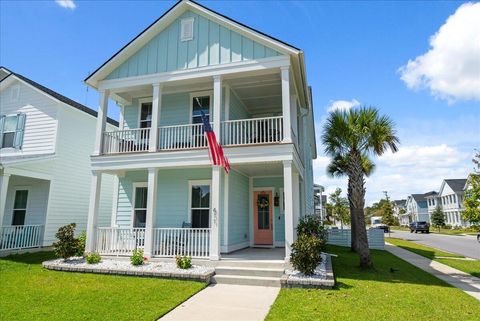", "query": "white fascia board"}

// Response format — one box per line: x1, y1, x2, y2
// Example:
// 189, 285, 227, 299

3, 164, 54, 181
98, 55, 290, 92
